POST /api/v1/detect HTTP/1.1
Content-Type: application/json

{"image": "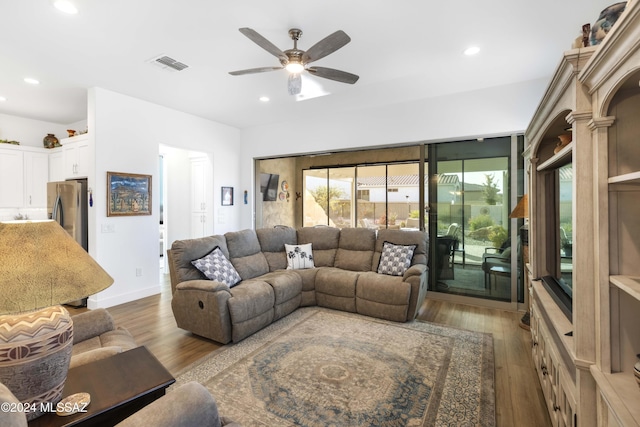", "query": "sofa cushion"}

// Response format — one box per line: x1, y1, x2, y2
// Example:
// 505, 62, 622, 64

257, 271, 302, 320
356, 271, 411, 322
315, 267, 359, 312
334, 228, 376, 271
191, 247, 242, 287
297, 227, 340, 267
225, 229, 269, 280
285, 243, 315, 270
228, 281, 275, 324
256, 226, 297, 271
227, 280, 275, 342
377, 241, 417, 276
292, 268, 319, 307
259, 271, 303, 304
